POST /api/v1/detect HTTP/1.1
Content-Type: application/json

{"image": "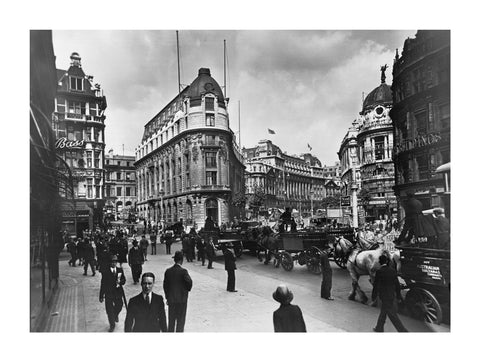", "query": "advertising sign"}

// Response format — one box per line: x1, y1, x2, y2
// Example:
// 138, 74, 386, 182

55, 137, 85, 149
